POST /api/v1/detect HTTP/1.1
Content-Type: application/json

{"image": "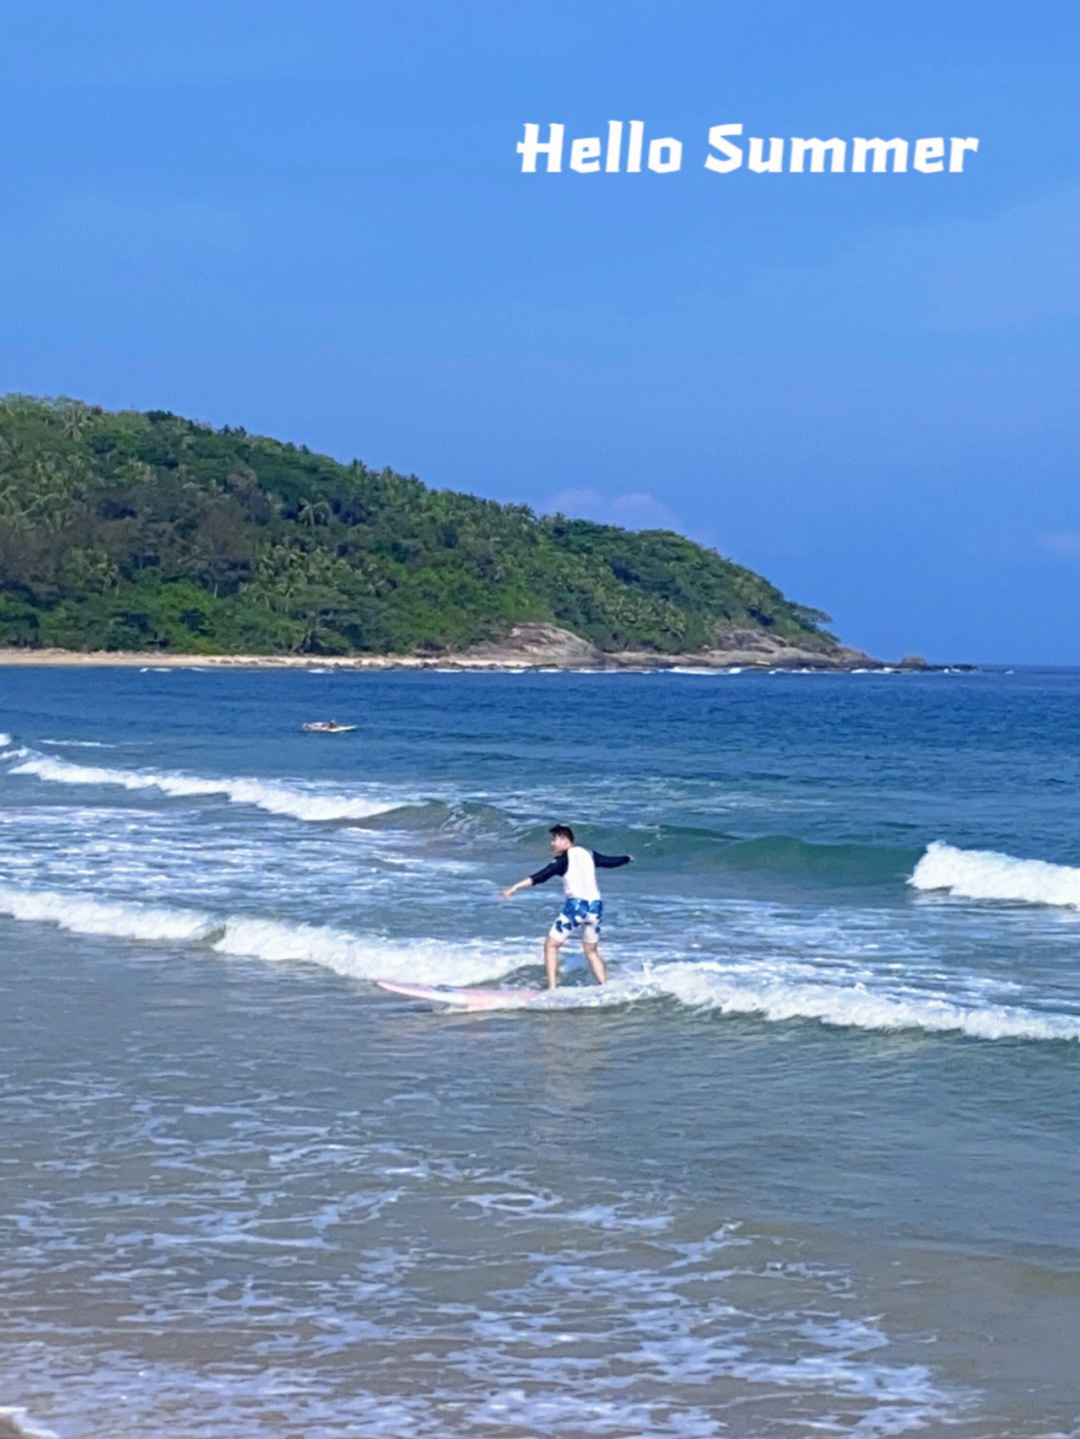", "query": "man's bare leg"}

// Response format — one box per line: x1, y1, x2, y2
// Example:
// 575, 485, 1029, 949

544, 934, 564, 989
582, 940, 606, 984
